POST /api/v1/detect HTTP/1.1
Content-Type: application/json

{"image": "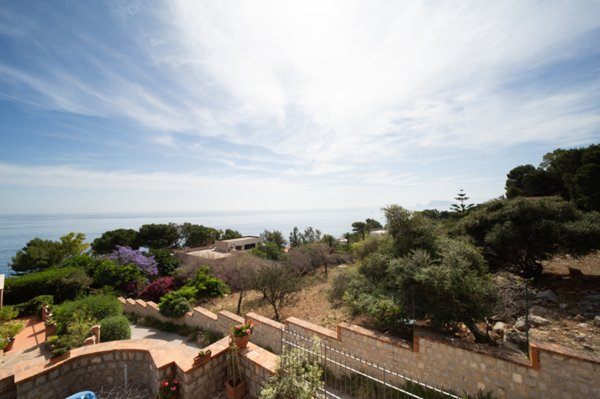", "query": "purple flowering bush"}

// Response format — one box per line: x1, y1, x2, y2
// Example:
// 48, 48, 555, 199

110, 246, 158, 276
